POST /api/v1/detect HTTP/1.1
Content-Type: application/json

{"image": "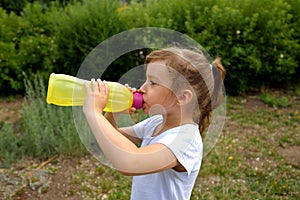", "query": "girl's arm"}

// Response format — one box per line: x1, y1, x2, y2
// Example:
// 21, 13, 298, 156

104, 112, 142, 145
83, 79, 178, 175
